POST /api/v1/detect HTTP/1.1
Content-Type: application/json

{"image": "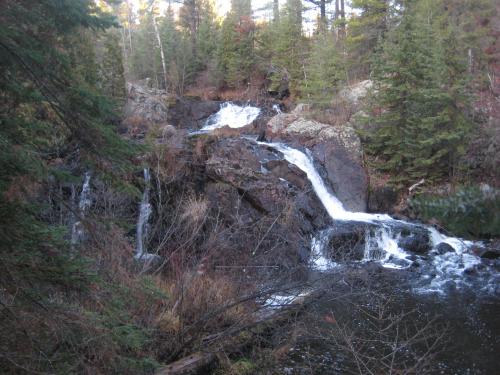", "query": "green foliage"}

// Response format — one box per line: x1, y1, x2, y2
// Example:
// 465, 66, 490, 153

411, 186, 500, 239
347, 0, 393, 77
100, 29, 127, 106
217, 7, 255, 87
265, 0, 304, 95
0, 0, 150, 372
301, 31, 346, 106
363, 0, 471, 184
